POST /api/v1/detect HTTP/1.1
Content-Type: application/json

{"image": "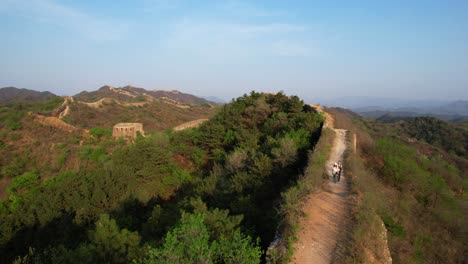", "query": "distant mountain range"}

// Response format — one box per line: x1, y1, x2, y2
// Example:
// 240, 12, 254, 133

318, 96, 451, 109
318, 96, 468, 120
200, 96, 226, 104
353, 101, 468, 116
0, 87, 56, 105
0, 85, 220, 106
